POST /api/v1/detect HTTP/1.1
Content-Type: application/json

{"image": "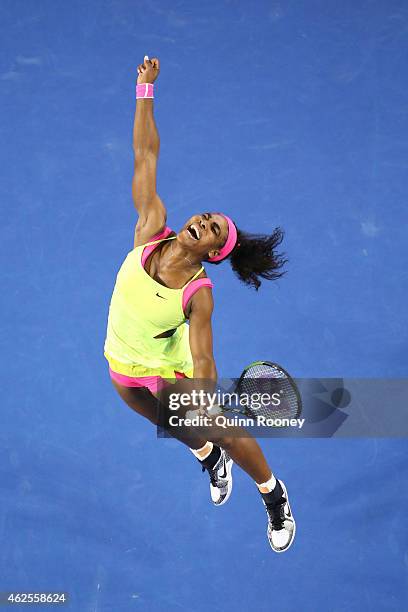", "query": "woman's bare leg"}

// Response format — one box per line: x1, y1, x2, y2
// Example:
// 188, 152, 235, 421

111, 379, 272, 484
210, 435, 271, 484
110, 378, 208, 449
